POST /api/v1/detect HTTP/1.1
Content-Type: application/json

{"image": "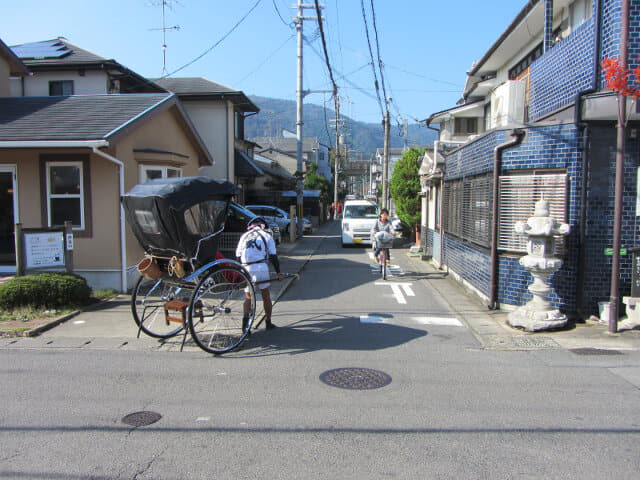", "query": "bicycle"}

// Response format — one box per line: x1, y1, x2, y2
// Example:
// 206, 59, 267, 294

373, 235, 393, 280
